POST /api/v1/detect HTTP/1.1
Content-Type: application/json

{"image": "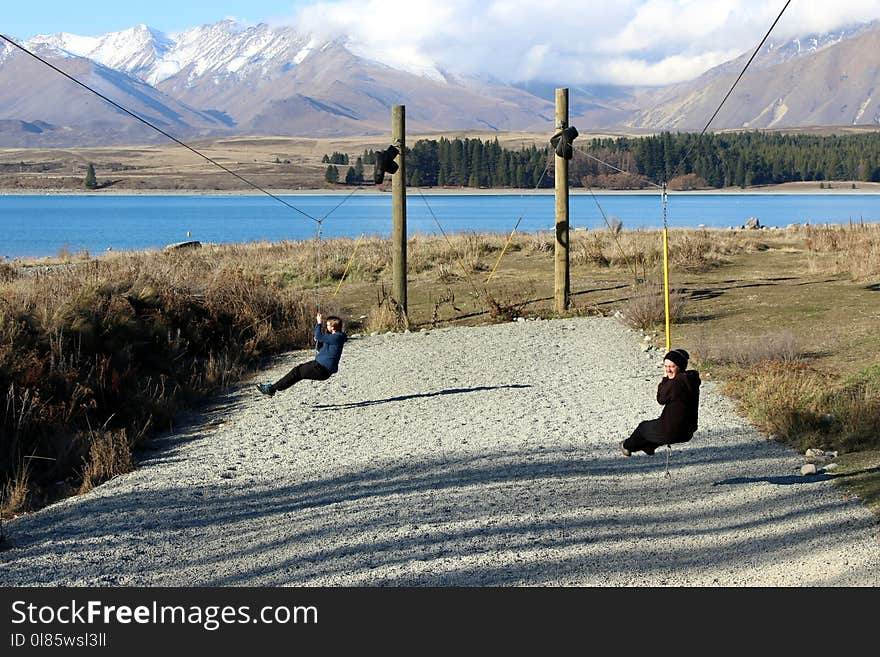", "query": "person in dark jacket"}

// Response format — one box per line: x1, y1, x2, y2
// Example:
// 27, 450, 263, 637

621, 348, 701, 456
256, 313, 347, 397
